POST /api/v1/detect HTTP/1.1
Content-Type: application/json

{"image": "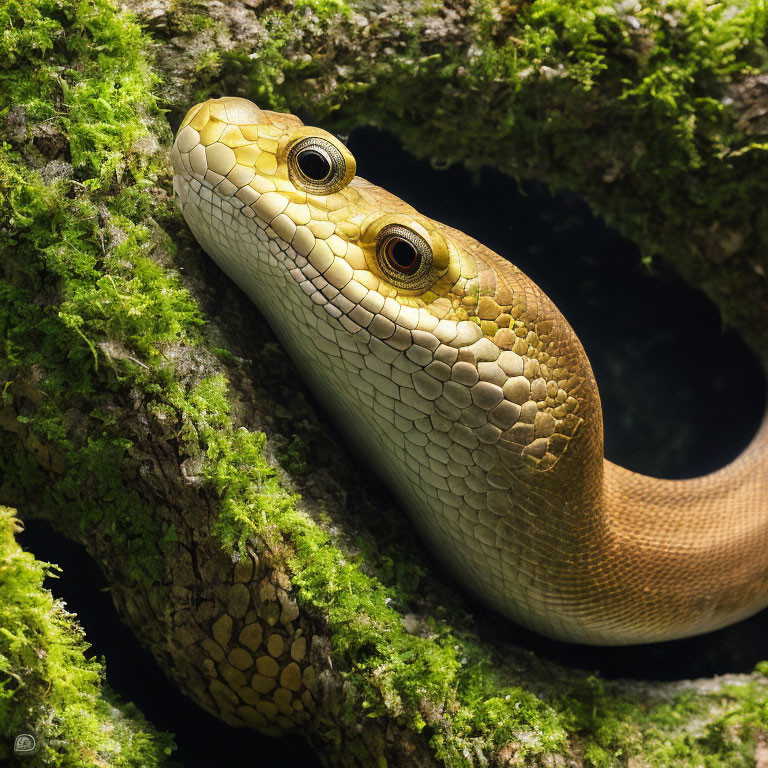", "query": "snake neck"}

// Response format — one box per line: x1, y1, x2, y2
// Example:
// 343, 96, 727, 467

172, 98, 768, 646
467, 243, 768, 644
